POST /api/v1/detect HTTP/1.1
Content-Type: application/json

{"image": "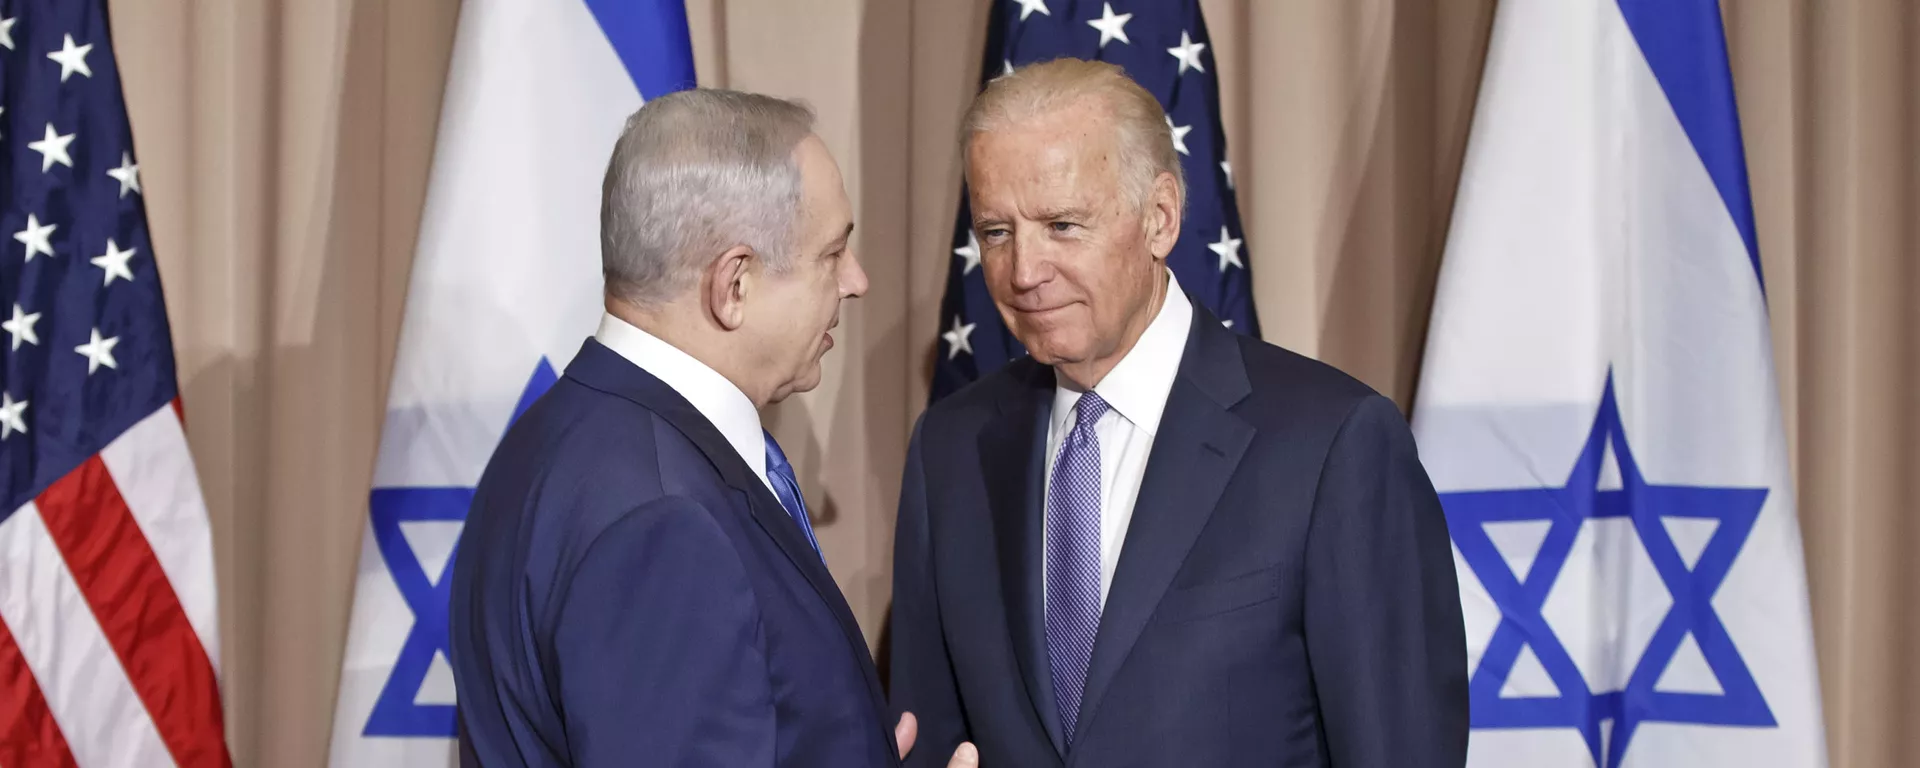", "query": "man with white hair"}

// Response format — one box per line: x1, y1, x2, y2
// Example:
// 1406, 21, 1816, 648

892, 59, 1468, 766
450, 89, 975, 768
